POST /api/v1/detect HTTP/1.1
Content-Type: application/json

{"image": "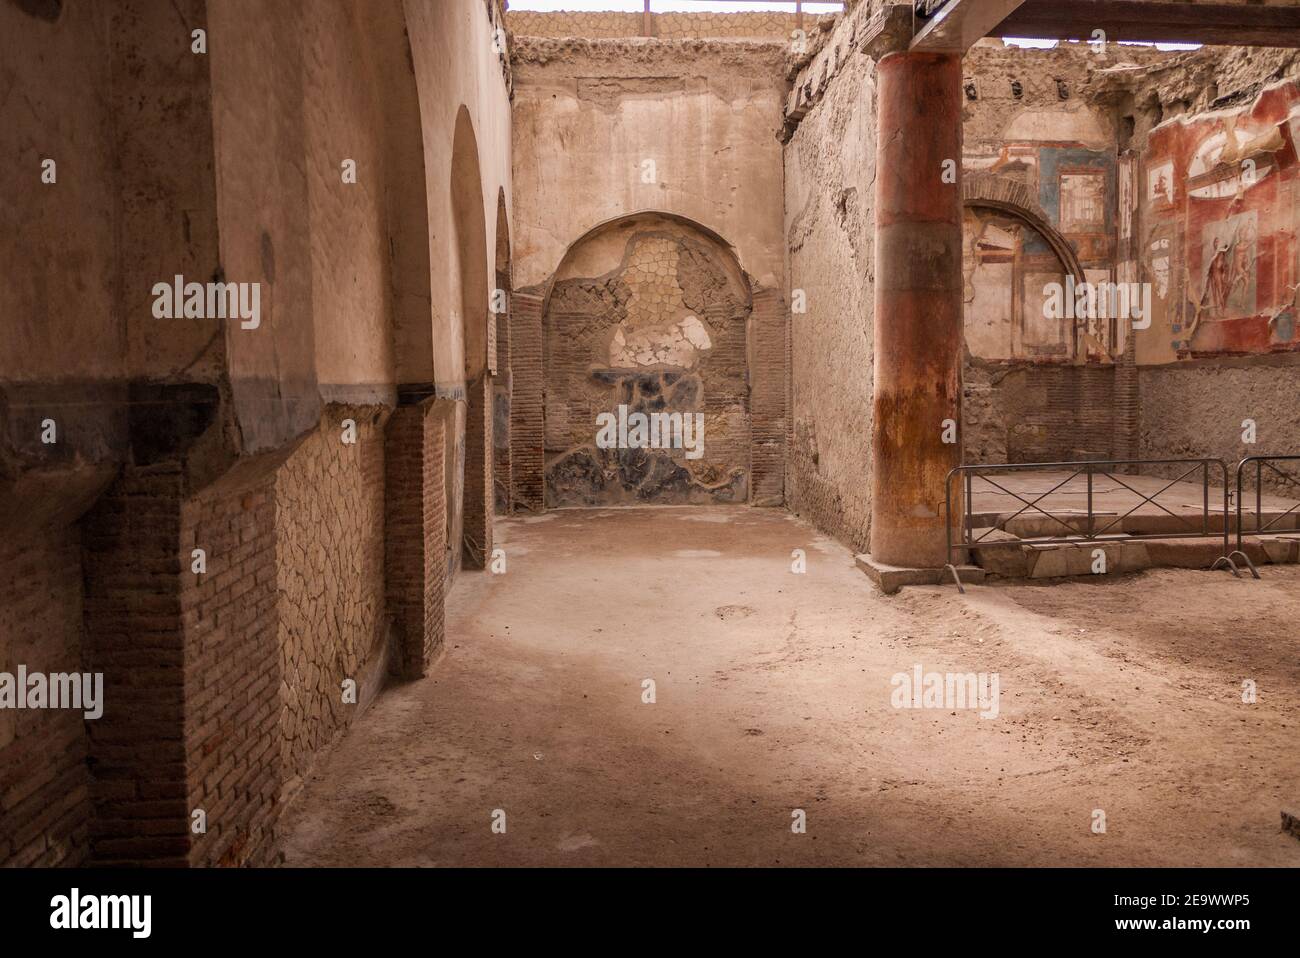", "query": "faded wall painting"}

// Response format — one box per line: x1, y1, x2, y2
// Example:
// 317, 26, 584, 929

1139, 80, 1300, 362
962, 207, 1071, 361
962, 130, 1120, 362
543, 218, 751, 506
